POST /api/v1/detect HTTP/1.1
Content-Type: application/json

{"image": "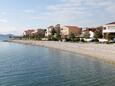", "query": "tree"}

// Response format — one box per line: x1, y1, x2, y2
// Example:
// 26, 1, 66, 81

69, 33, 76, 42
108, 33, 115, 40
94, 30, 103, 38
74, 37, 80, 42
55, 24, 61, 41
55, 24, 61, 36
83, 31, 90, 39
94, 27, 103, 38
51, 28, 56, 35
